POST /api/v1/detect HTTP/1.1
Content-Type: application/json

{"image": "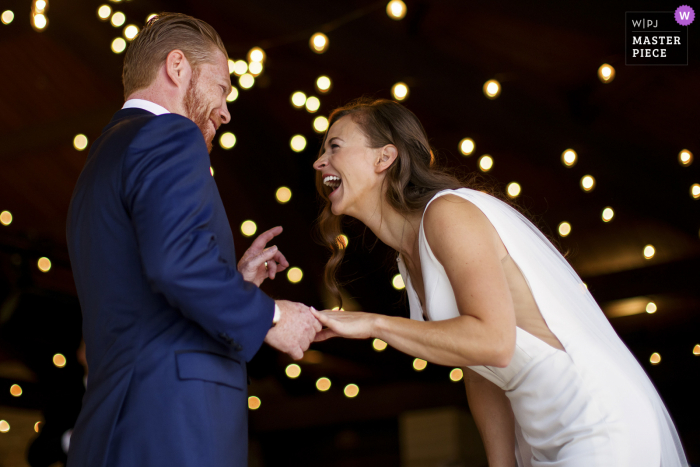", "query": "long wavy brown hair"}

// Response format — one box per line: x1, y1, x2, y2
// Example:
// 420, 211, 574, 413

315, 97, 496, 308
